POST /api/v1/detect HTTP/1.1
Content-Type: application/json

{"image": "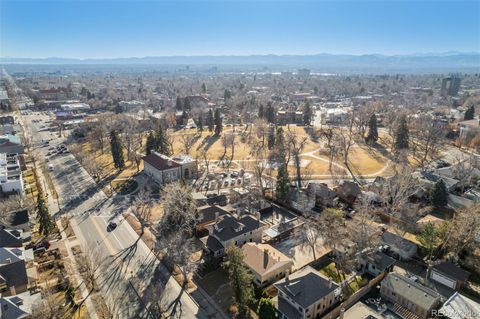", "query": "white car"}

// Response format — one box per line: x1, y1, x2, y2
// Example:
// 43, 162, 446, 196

48, 164, 54, 171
